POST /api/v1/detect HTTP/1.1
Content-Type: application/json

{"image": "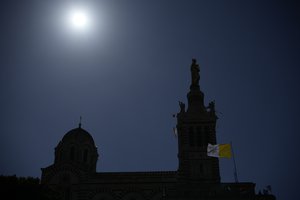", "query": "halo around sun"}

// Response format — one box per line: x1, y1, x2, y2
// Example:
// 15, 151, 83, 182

57, 3, 106, 41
